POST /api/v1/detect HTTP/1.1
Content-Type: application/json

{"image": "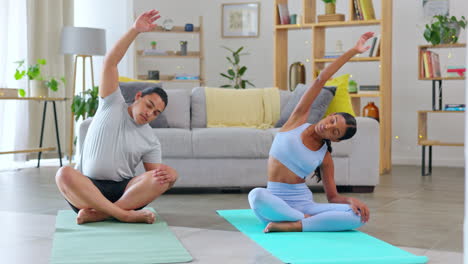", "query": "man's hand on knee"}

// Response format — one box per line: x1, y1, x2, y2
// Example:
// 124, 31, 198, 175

152, 164, 178, 187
